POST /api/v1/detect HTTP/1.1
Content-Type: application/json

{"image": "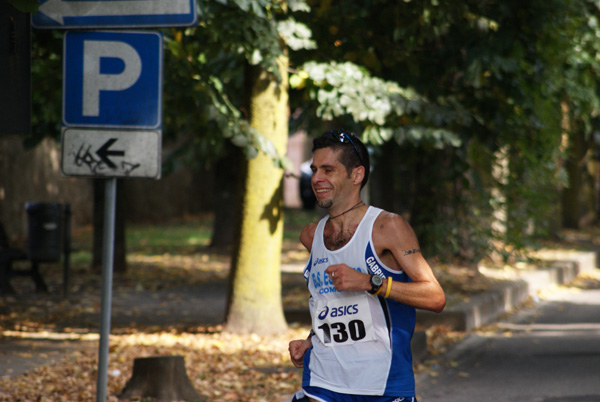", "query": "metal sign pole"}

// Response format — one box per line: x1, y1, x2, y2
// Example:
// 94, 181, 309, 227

96, 178, 117, 402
